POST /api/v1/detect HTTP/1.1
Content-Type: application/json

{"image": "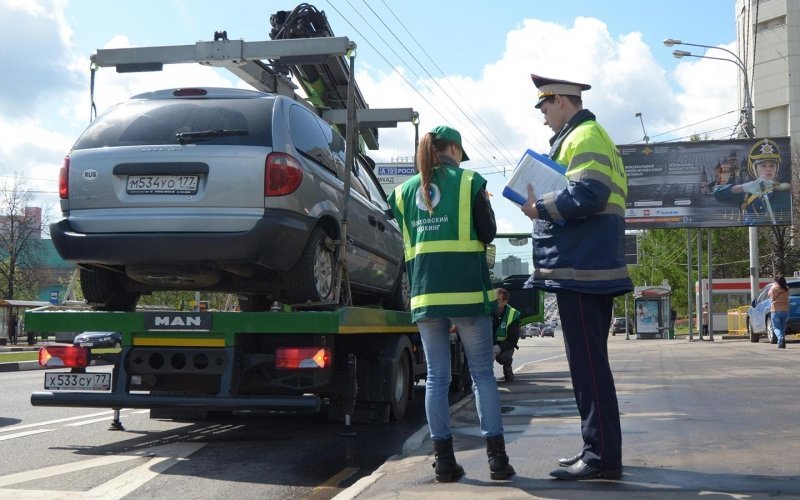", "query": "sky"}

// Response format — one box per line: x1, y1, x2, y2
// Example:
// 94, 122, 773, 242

0, 0, 743, 234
